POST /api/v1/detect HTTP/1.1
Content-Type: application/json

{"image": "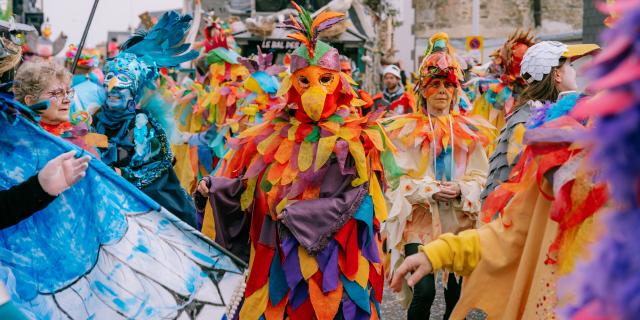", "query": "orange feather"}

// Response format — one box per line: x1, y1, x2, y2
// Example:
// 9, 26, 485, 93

287, 32, 310, 47
287, 33, 314, 57
291, 1, 304, 14
289, 13, 301, 30
311, 11, 345, 33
